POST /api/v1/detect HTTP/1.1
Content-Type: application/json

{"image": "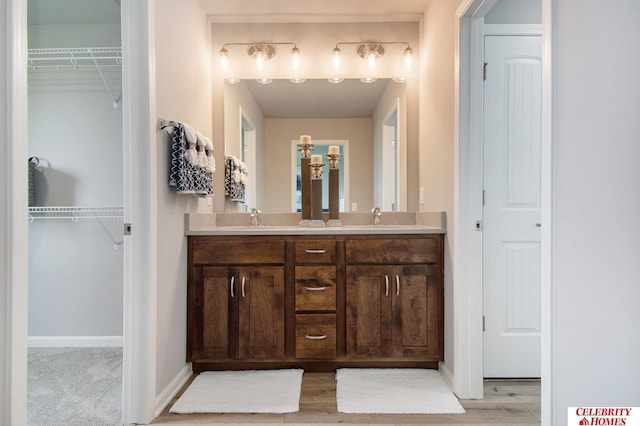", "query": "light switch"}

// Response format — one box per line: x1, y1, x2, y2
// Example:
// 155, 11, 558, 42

420, 187, 425, 205
351, 202, 357, 211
